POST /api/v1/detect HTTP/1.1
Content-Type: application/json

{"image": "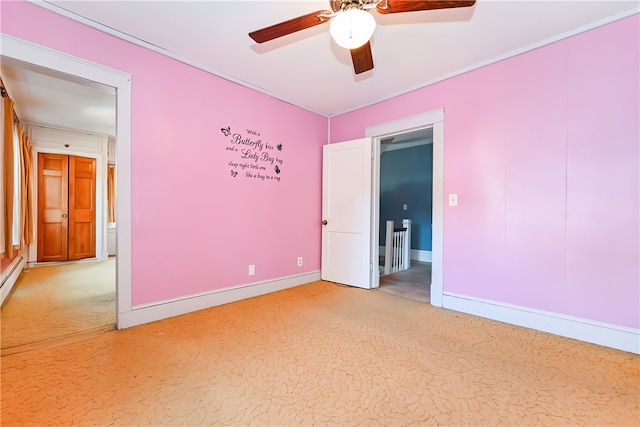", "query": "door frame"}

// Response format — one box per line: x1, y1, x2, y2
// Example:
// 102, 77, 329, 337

2, 34, 133, 328
365, 109, 445, 306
